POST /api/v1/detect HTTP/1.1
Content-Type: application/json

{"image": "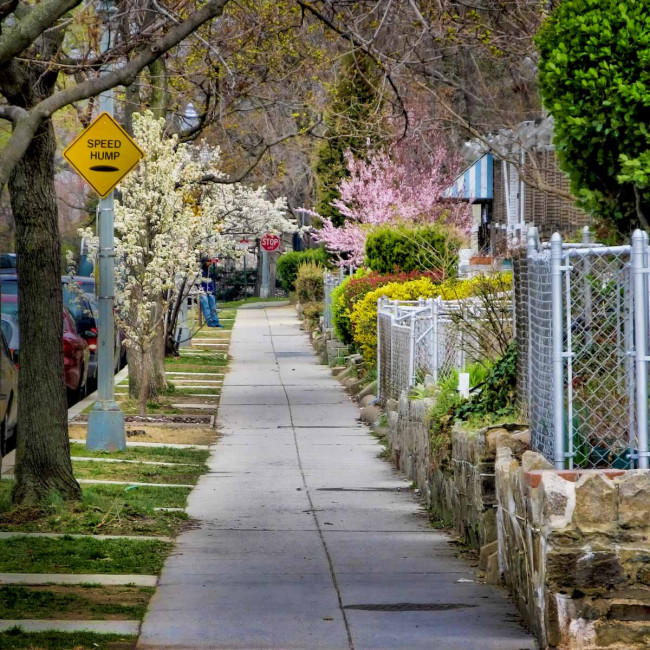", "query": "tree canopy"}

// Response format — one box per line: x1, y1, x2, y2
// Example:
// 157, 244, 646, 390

537, 0, 650, 233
